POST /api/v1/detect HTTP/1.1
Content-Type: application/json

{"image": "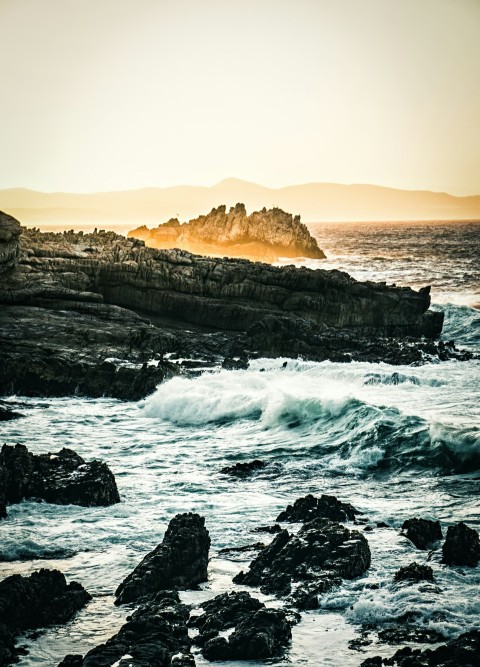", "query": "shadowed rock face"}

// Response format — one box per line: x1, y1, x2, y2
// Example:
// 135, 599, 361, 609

0, 213, 458, 401
0, 212, 20, 274
0, 569, 90, 665
0, 217, 442, 337
0, 444, 120, 518
129, 203, 326, 262
115, 513, 211, 605
58, 591, 193, 667
442, 522, 480, 566
233, 518, 371, 607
